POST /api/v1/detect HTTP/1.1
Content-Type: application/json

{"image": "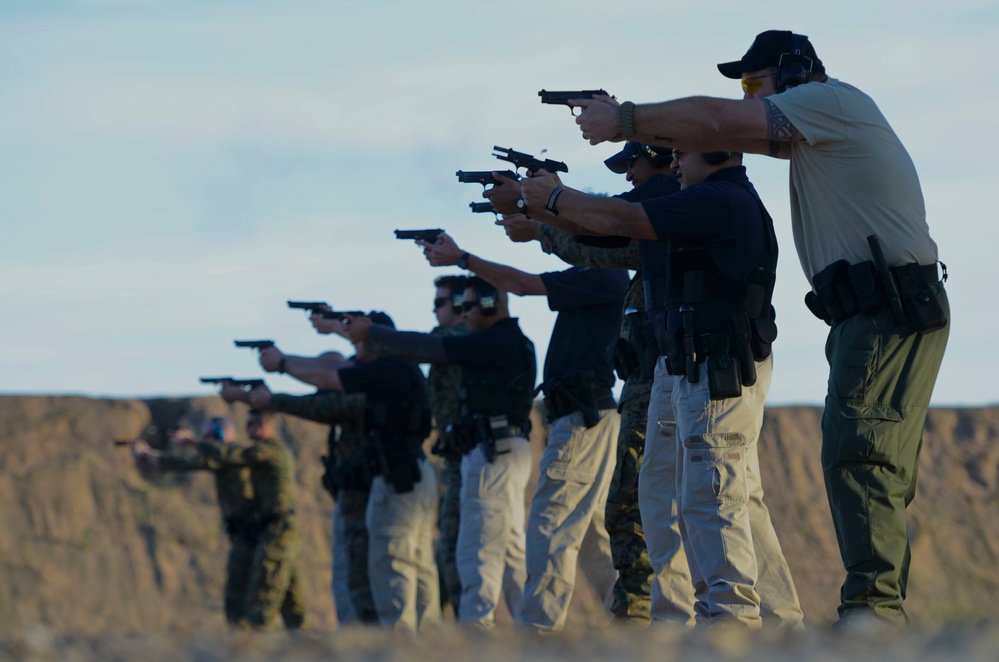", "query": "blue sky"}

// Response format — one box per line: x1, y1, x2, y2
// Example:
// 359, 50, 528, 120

1, 0, 996, 405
